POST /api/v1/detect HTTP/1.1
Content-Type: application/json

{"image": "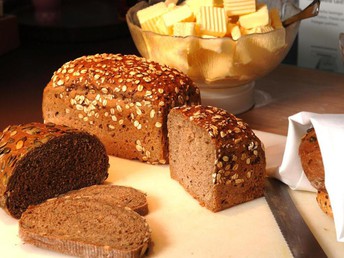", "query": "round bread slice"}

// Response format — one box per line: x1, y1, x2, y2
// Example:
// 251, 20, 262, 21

0, 122, 109, 219
62, 184, 148, 216
19, 198, 151, 258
